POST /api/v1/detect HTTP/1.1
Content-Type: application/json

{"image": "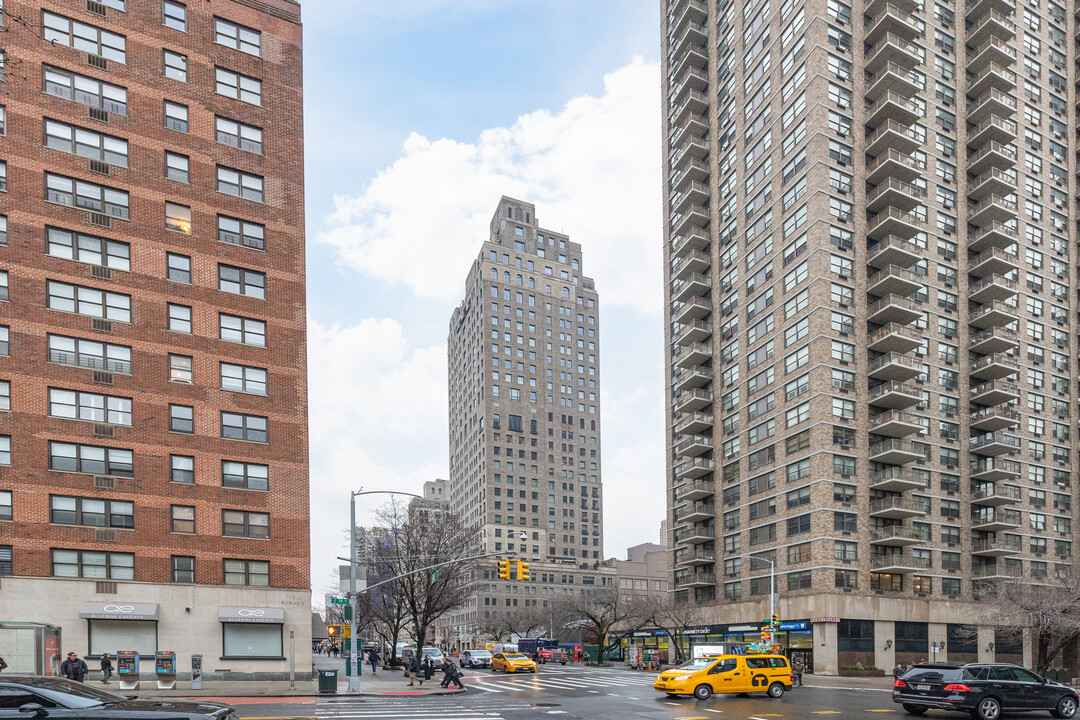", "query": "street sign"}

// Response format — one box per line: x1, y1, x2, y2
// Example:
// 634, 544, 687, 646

329, 598, 349, 605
